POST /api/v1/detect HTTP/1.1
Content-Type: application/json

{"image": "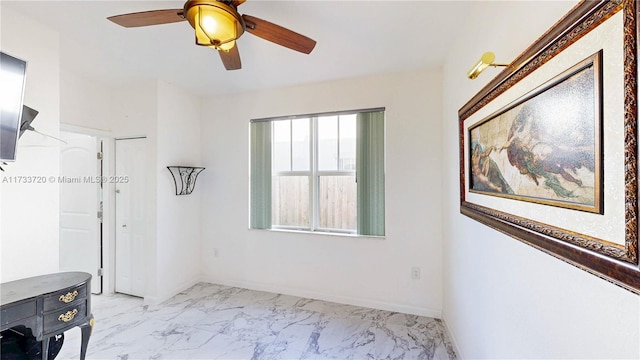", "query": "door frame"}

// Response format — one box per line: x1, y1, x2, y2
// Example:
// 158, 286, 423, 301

60, 124, 116, 294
